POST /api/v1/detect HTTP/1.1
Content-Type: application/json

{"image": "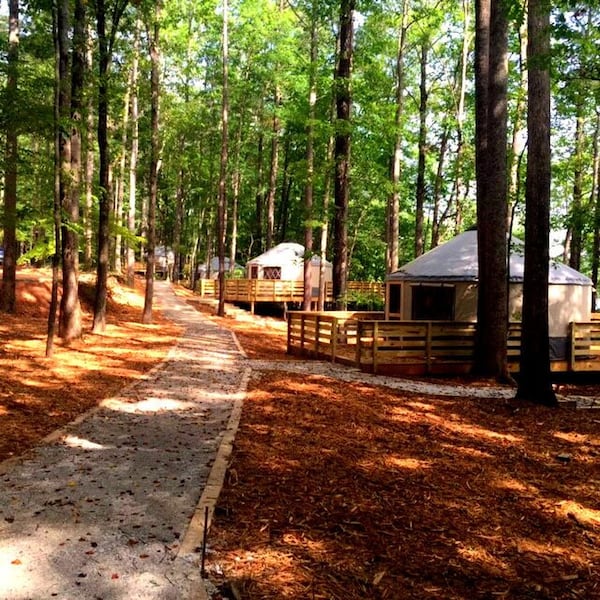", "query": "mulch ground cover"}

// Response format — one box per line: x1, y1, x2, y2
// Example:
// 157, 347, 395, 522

203, 311, 600, 600
0, 269, 180, 463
